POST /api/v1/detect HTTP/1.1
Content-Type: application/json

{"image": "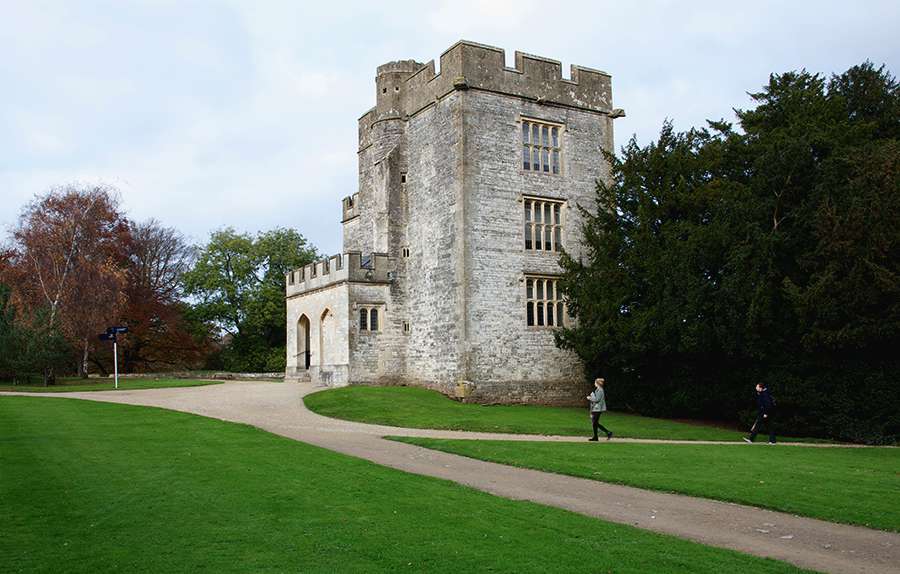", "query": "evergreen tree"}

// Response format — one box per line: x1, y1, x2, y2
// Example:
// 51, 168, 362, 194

558, 62, 899, 443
